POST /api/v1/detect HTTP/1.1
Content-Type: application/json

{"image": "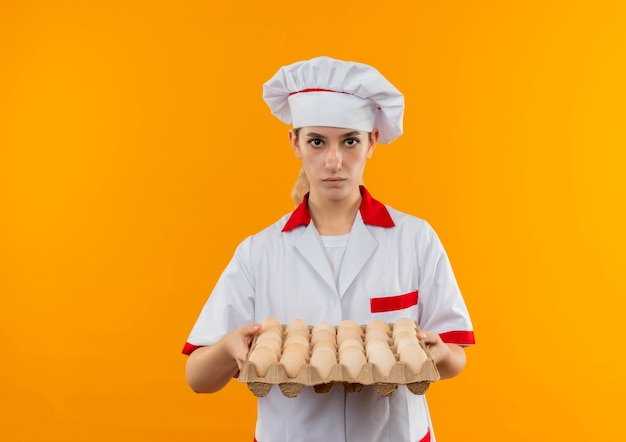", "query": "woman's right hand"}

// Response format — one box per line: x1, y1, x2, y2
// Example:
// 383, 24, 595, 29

185, 322, 262, 393
225, 323, 262, 370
